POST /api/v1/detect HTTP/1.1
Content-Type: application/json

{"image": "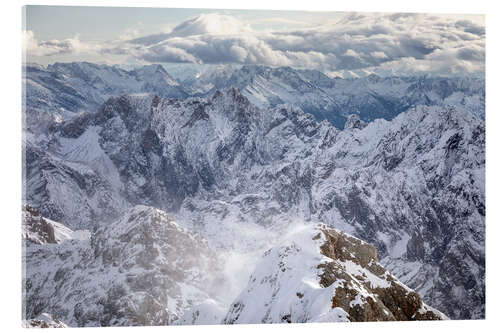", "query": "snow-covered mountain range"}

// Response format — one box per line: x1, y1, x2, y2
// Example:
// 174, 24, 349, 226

183, 64, 485, 128
24, 62, 484, 129
22, 62, 485, 324
23, 62, 187, 119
